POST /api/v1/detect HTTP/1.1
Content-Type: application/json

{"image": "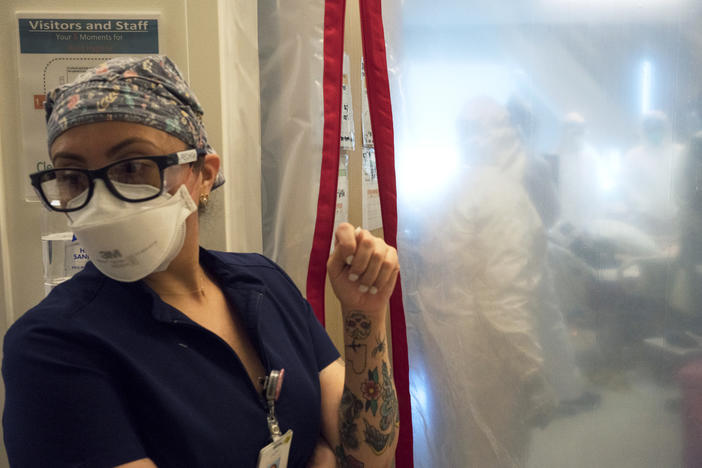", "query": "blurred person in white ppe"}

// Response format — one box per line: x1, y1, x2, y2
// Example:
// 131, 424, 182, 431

557, 112, 603, 228
508, 98, 598, 416
621, 110, 684, 239
507, 97, 559, 230
416, 97, 552, 468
